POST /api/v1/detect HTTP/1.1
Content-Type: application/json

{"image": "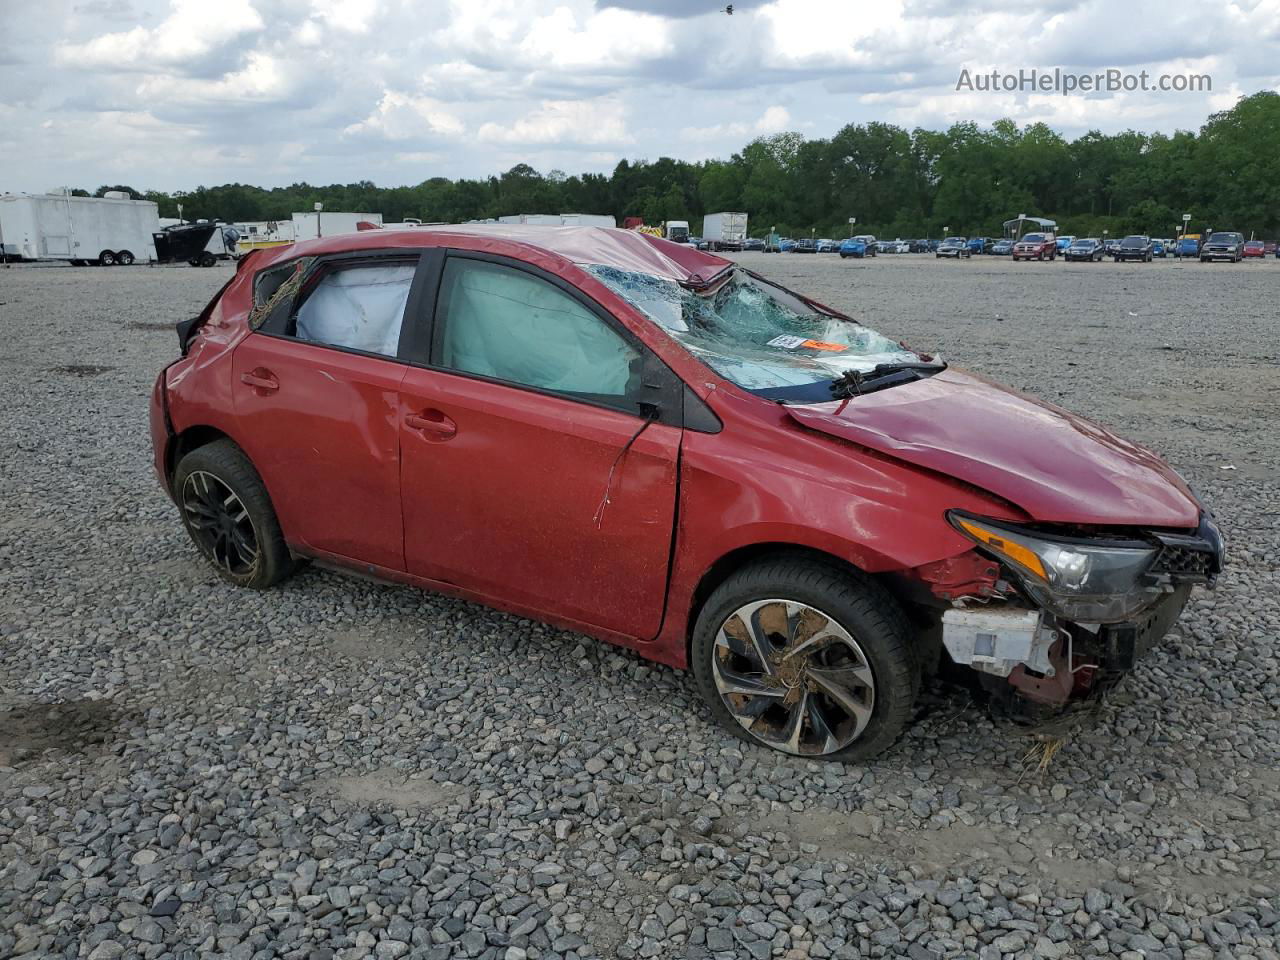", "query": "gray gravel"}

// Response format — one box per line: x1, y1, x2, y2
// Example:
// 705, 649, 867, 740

1, 255, 1278, 960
